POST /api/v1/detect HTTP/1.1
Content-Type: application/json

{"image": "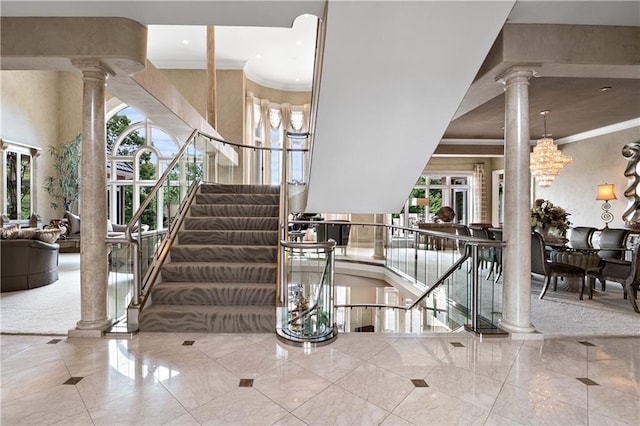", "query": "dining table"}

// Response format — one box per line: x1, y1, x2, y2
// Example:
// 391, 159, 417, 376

544, 240, 628, 292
